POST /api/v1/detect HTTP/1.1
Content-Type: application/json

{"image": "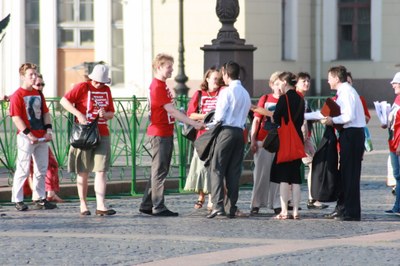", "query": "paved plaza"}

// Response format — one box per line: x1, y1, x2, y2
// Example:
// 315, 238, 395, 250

0, 111, 399, 265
